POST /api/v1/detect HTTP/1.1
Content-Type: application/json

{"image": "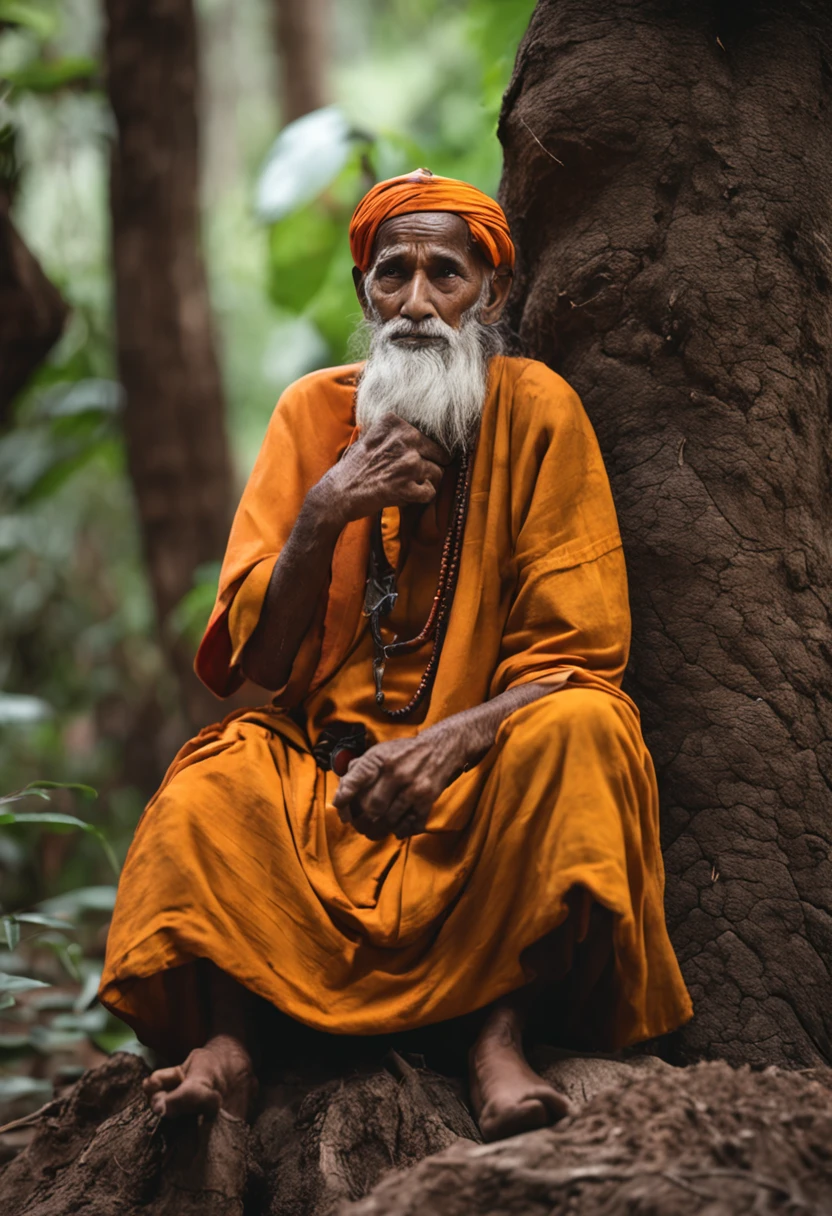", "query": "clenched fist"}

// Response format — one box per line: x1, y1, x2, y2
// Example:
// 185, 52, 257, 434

332, 725, 462, 841
312, 414, 449, 528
